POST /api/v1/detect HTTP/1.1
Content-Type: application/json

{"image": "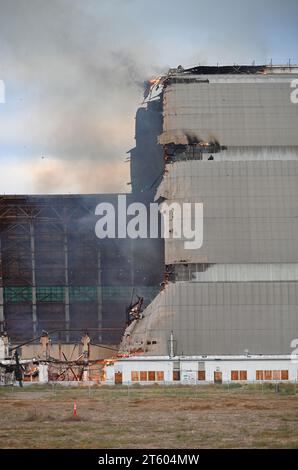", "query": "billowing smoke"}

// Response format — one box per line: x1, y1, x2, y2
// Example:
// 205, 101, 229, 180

184, 131, 202, 145
0, 0, 297, 193
0, 0, 163, 193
